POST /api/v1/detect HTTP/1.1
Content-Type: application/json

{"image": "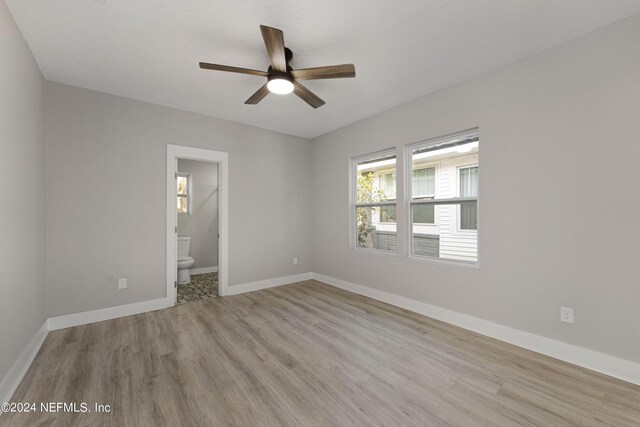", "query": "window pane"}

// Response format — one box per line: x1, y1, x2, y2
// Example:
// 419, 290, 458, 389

460, 166, 478, 197
412, 204, 434, 224
408, 132, 479, 264
356, 153, 396, 203
411, 134, 479, 201
380, 205, 396, 223
460, 166, 478, 230
177, 195, 187, 213
470, 167, 478, 196
412, 167, 435, 197
356, 205, 396, 251
460, 168, 469, 195
460, 203, 477, 230
177, 176, 188, 195
412, 203, 477, 262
